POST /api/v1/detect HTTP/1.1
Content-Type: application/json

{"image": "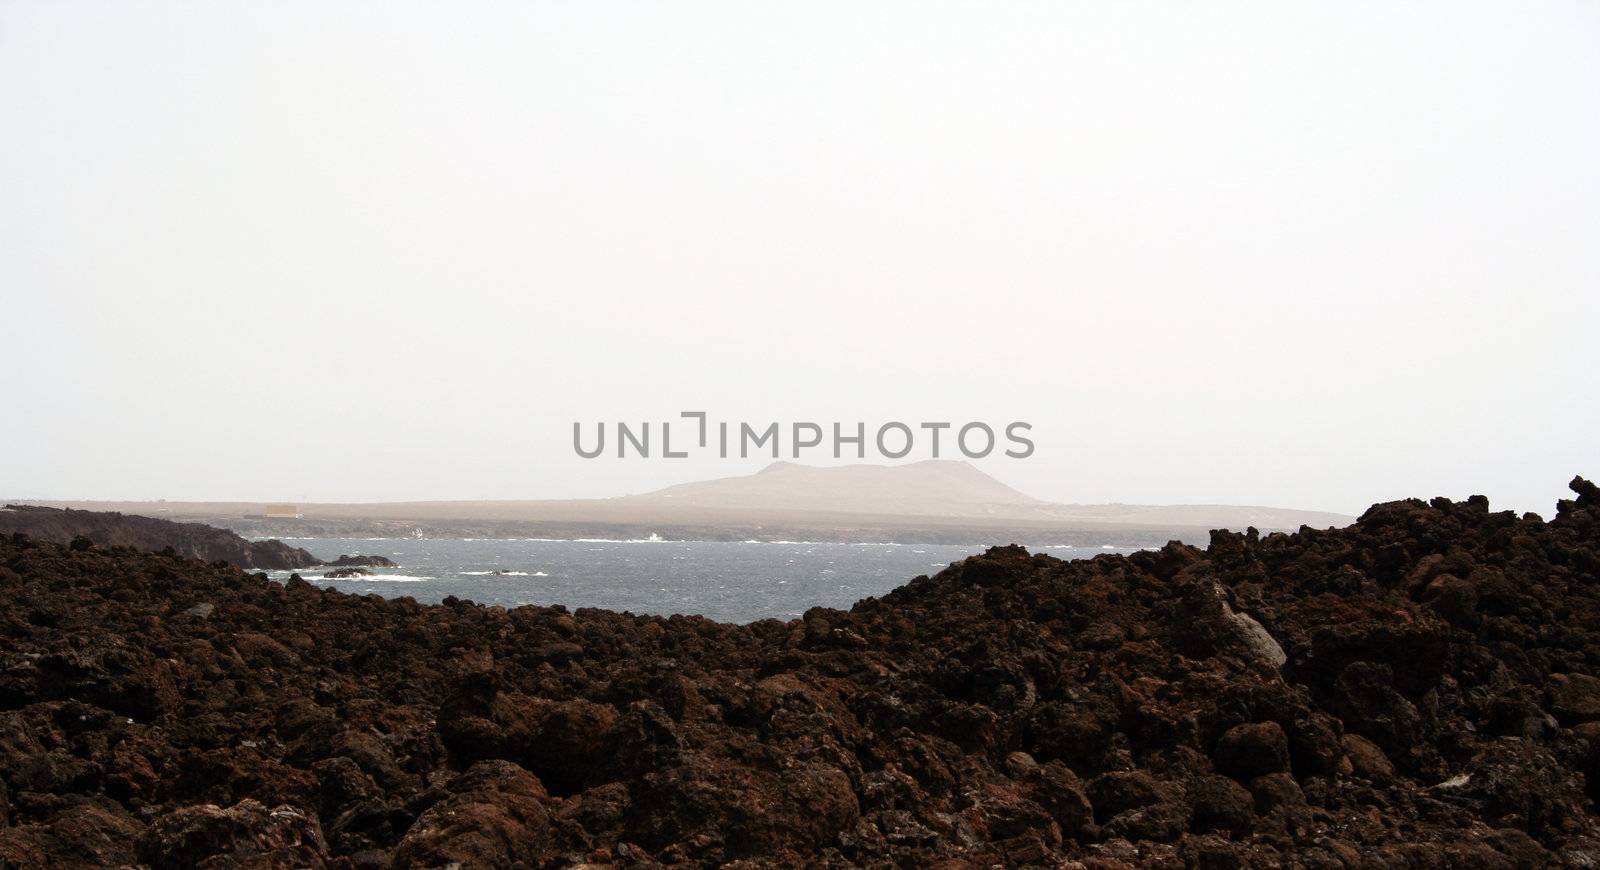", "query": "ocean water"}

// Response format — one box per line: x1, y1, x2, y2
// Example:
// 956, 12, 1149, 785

257, 537, 1144, 624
